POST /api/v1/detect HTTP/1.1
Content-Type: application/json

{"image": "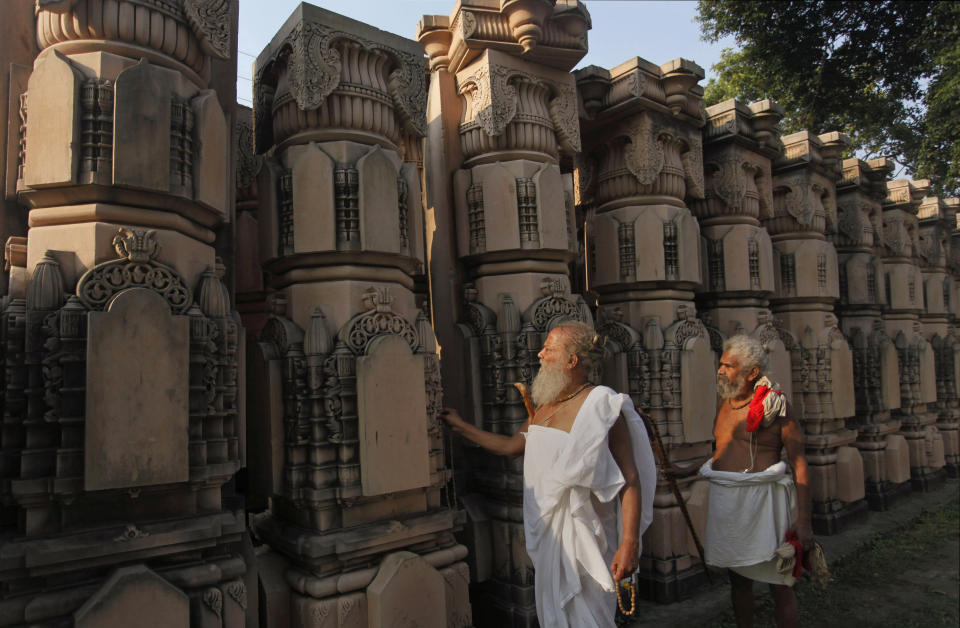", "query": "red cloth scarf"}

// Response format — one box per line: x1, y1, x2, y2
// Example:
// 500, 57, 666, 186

745, 384, 778, 432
